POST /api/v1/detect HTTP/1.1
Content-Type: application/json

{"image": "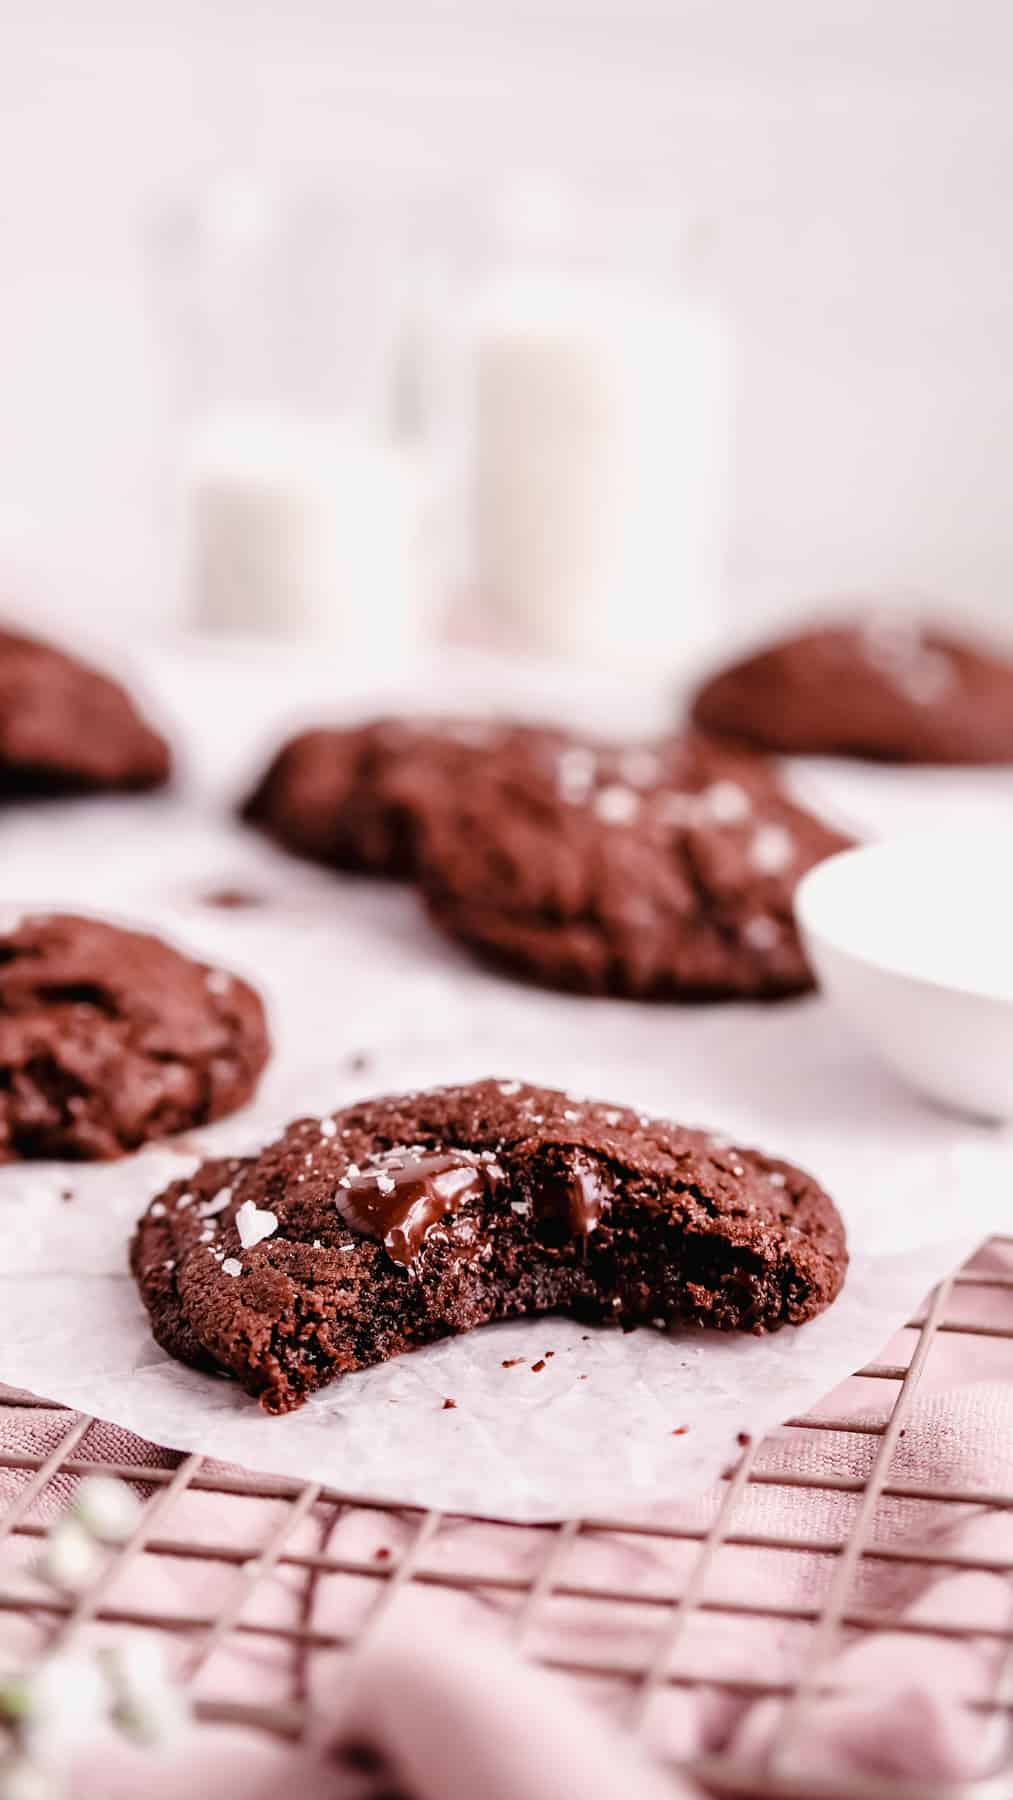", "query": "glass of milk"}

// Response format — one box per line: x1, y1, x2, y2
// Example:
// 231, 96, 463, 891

157, 172, 456, 656
469, 179, 733, 678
